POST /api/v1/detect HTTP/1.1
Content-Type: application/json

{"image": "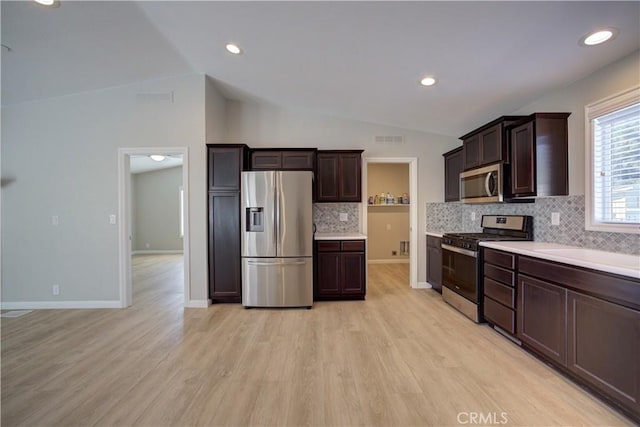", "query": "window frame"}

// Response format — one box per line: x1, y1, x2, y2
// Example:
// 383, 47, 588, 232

585, 86, 640, 234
